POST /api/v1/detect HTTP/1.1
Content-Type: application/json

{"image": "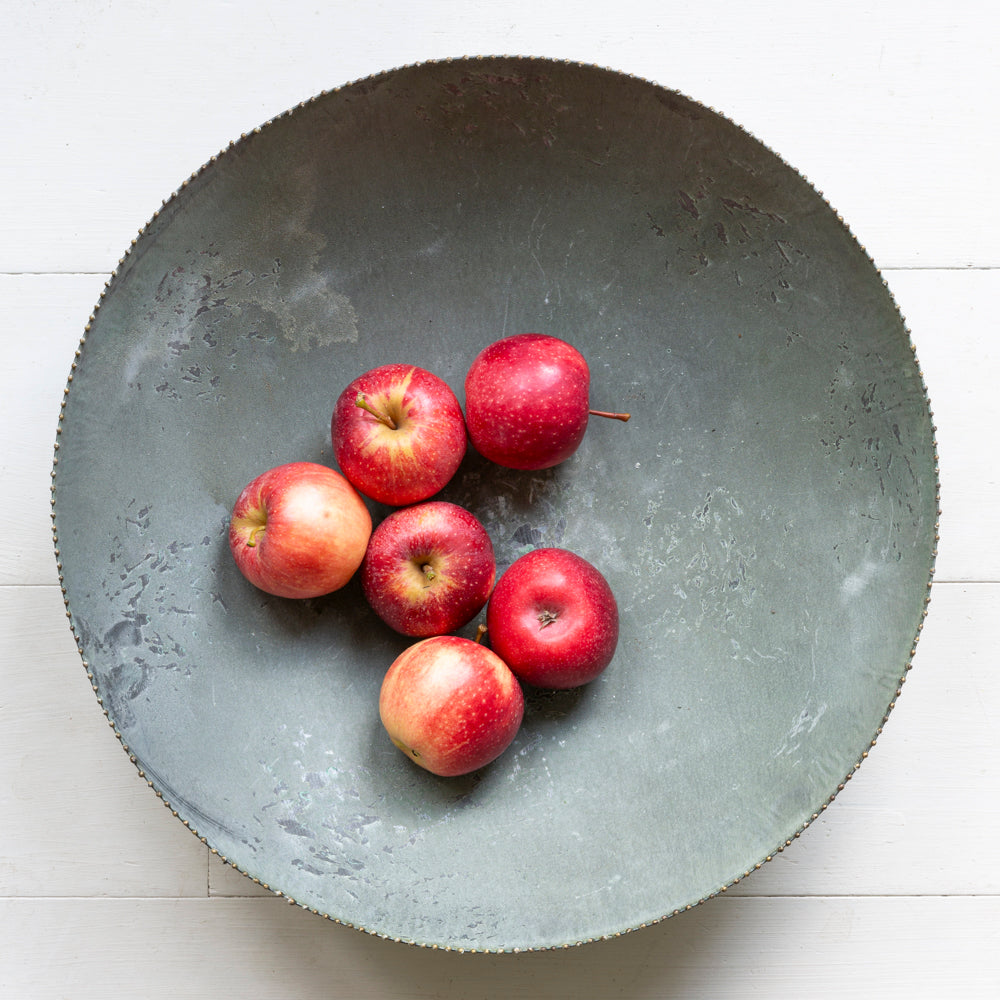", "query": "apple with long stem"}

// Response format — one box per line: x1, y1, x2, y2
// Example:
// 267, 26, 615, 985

486, 547, 619, 689
379, 626, 524, 776
228, 461, 372, 599
463, 333, 629, 470
331, 363, 467, 506
361, 501, 495, 637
